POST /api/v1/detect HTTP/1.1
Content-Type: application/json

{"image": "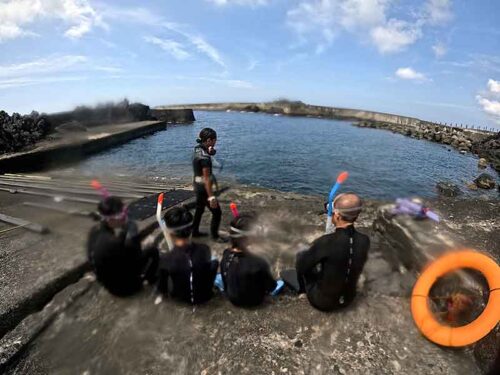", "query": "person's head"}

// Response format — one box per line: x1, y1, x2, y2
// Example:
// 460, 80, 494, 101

197, 128, 217, 149
164, 206, 193, 241
332, 193, 363, 227
229, 212, 257, 250
98, 196, 127, 228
